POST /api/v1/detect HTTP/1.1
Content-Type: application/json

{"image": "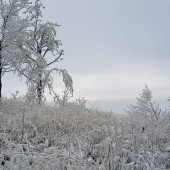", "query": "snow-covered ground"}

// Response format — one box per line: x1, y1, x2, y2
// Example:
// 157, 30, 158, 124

0, 97, 170, 170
